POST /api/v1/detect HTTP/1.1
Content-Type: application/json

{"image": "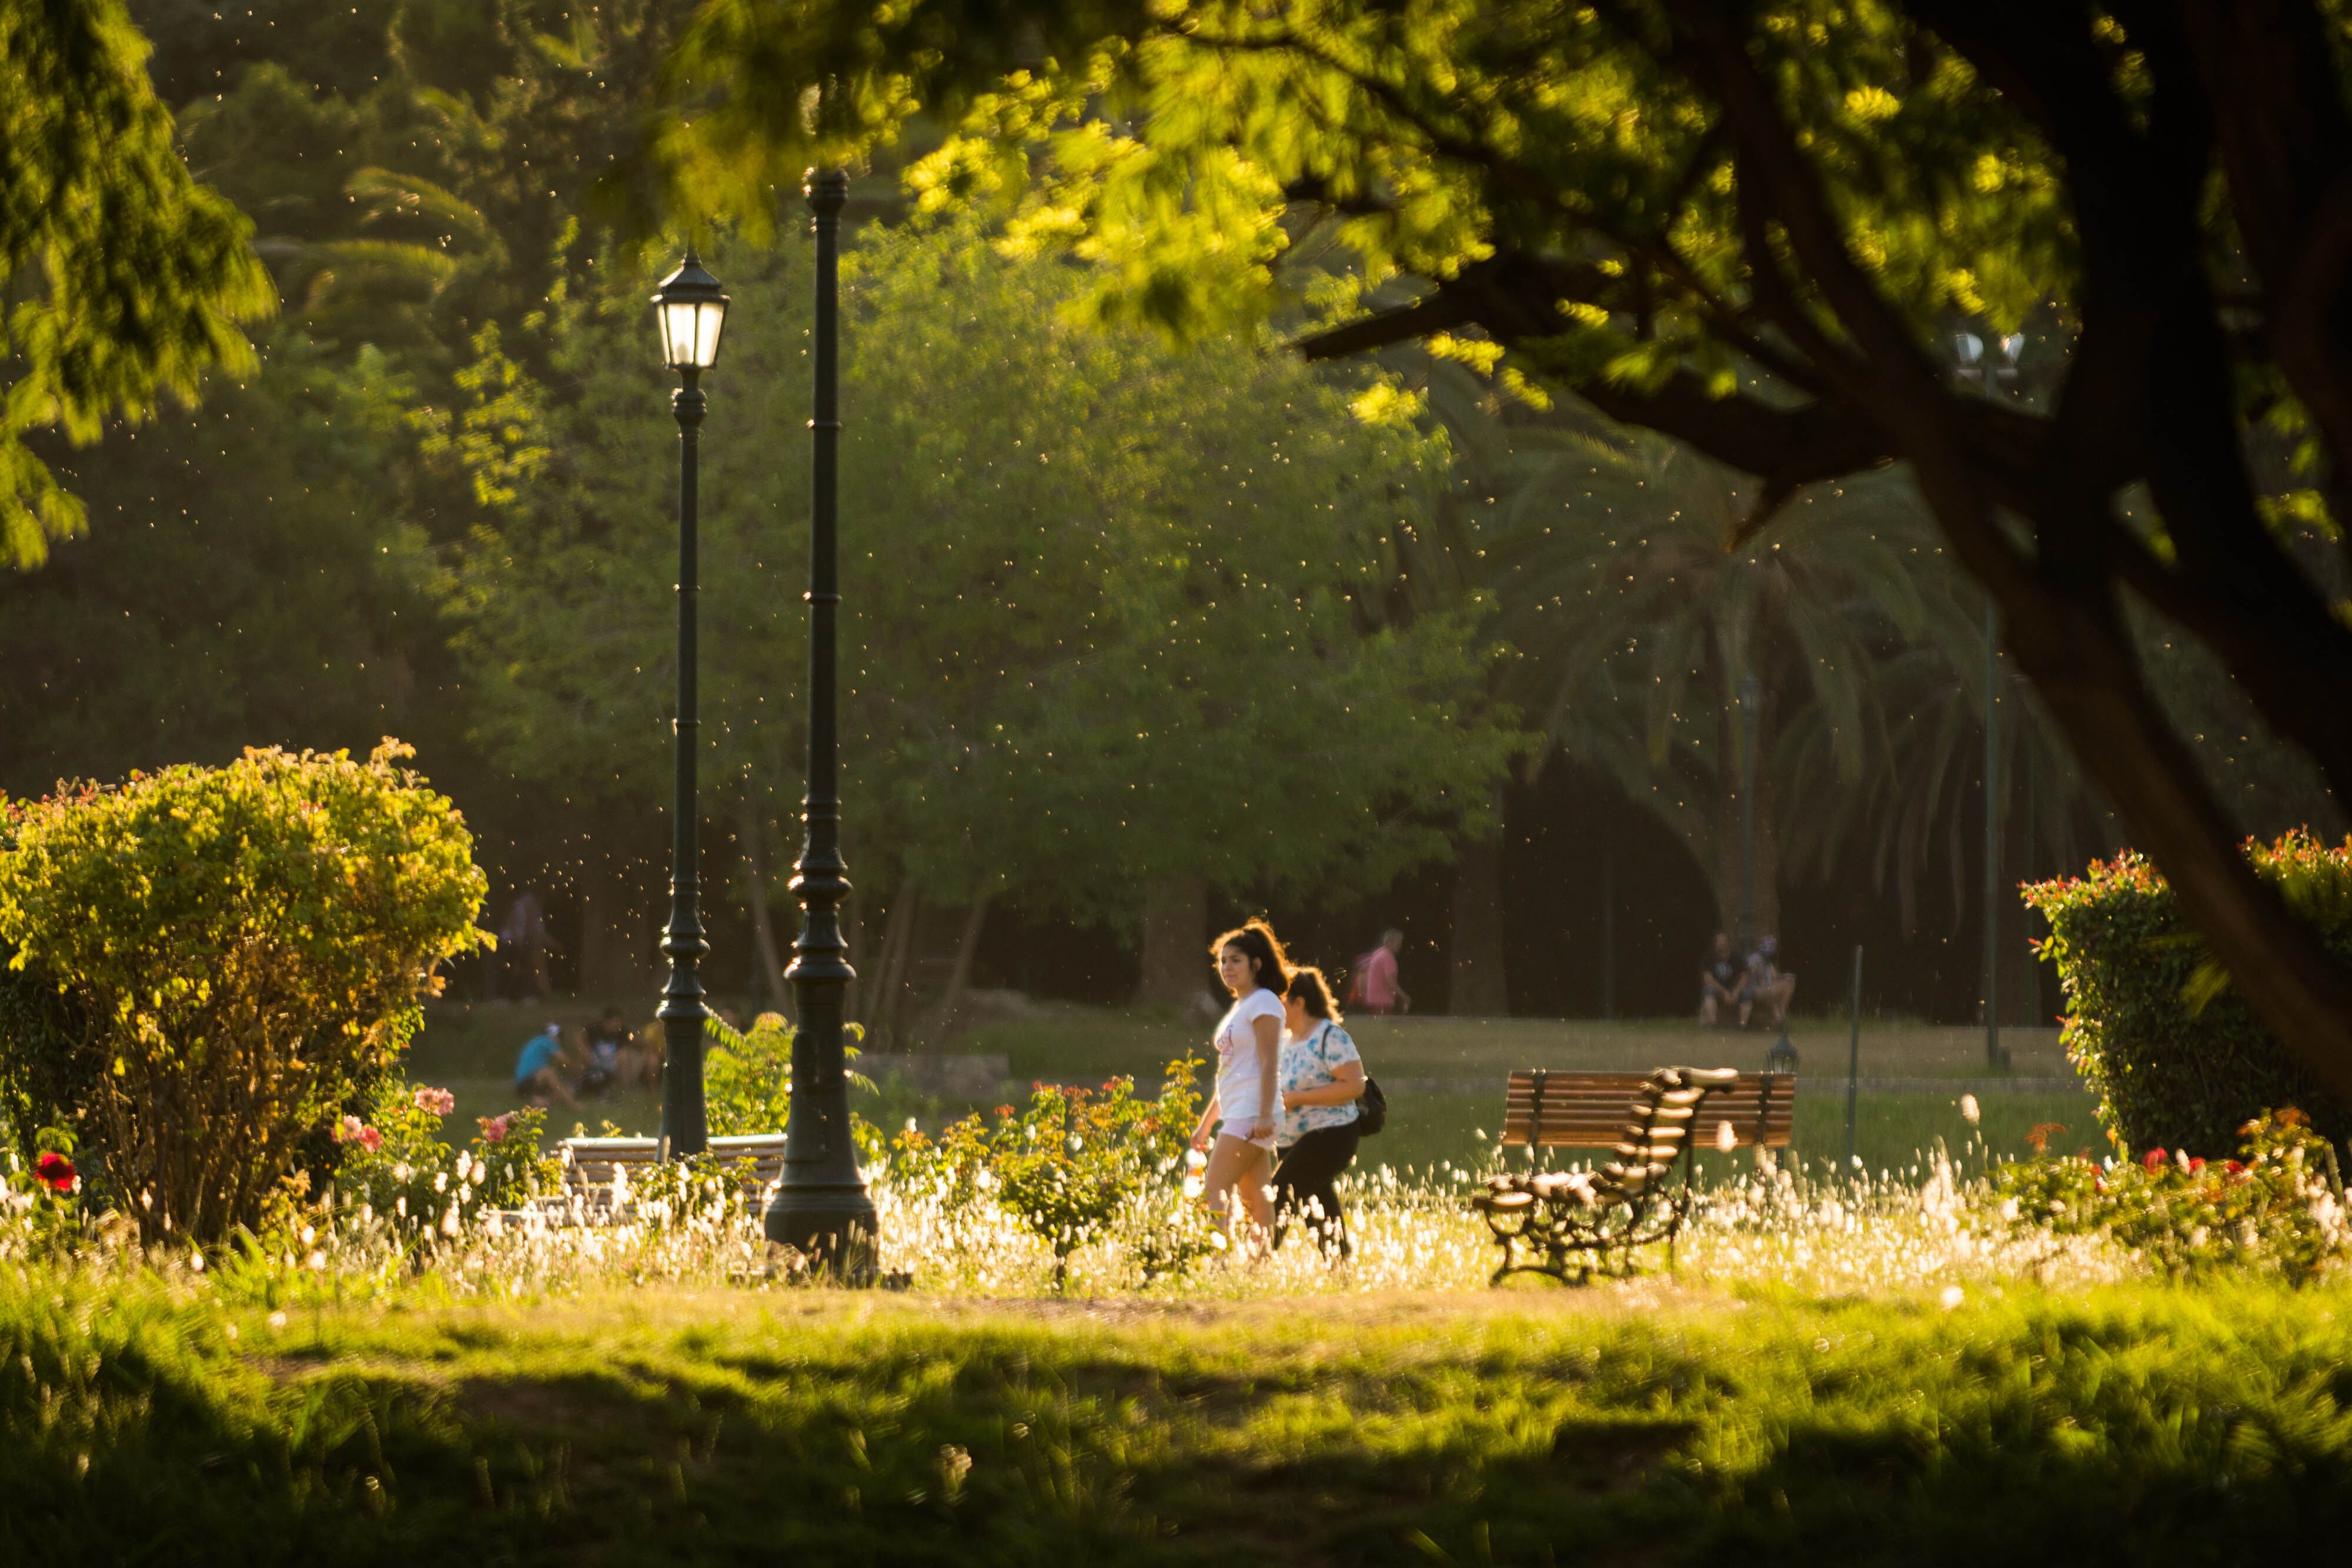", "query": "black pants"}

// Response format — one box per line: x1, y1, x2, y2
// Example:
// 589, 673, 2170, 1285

1272, 1122, 1361, 1258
